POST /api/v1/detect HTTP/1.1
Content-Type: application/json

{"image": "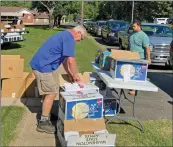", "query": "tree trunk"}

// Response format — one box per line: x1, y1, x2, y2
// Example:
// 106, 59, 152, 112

48, 9, 54, 28
53, 15, 58, 27
57, 15, 62, 27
